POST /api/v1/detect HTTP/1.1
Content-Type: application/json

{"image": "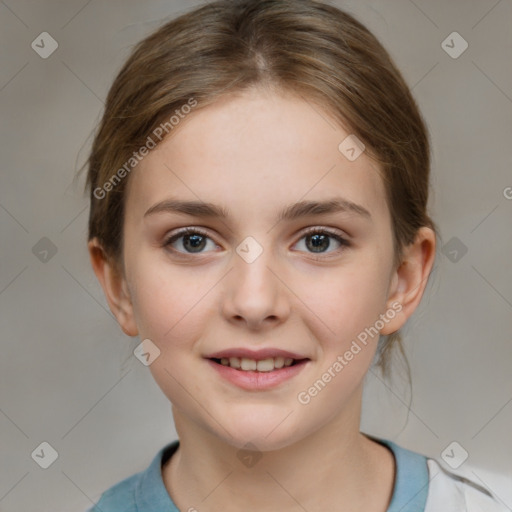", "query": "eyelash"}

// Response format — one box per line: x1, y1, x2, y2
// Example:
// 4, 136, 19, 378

162, 226, 350, 258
